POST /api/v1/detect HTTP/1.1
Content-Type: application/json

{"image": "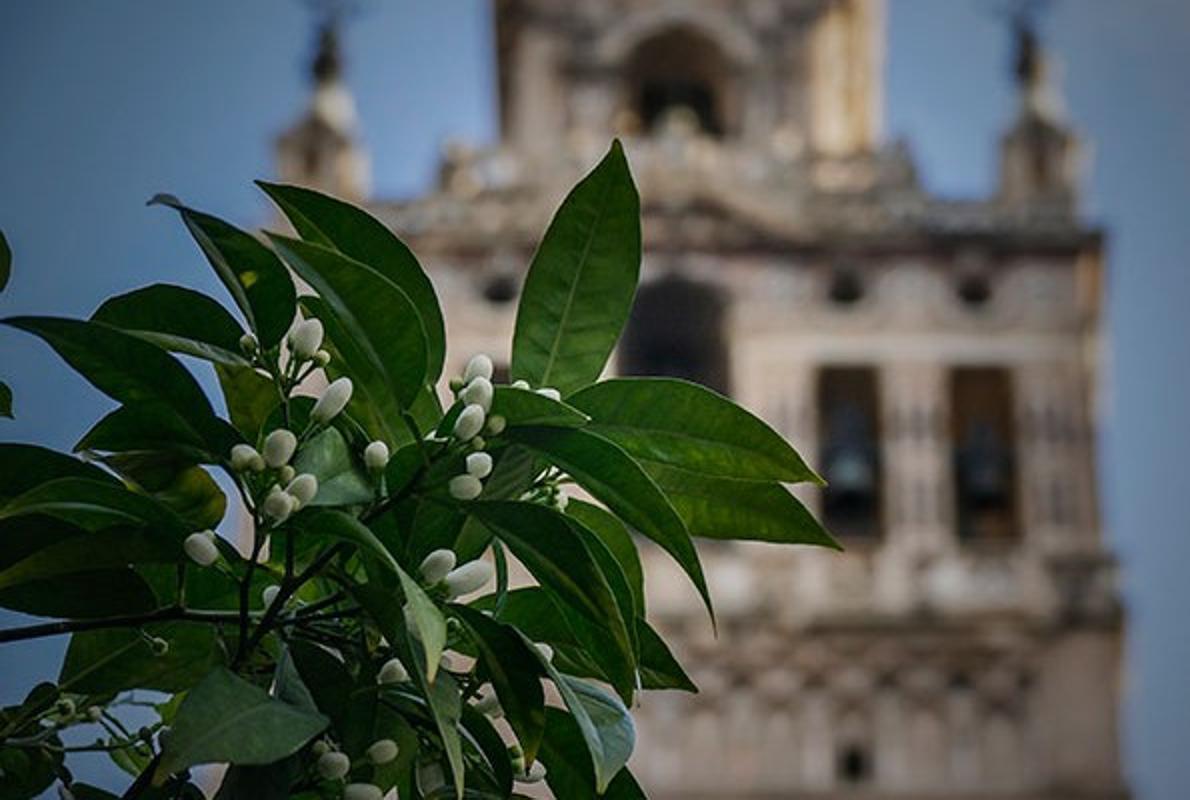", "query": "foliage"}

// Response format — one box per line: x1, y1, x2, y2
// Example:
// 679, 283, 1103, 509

0, 140, 836, 799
